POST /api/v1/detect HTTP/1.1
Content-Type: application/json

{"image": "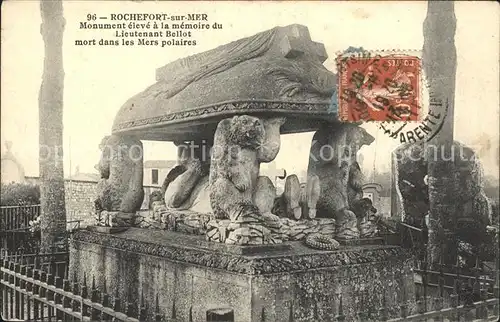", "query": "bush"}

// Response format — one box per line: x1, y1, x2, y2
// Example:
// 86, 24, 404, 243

0, 182, 40, 206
